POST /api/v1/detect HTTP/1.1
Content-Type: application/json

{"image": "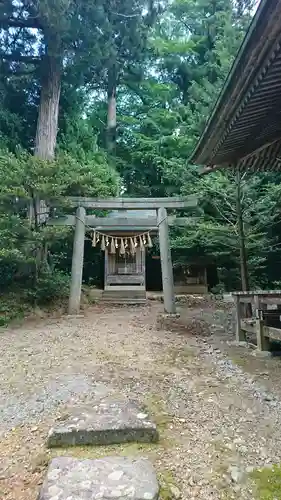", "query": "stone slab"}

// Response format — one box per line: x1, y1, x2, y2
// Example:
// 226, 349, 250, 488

47, 397, 159, 447
38, 456, 159, 500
